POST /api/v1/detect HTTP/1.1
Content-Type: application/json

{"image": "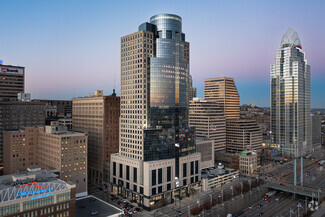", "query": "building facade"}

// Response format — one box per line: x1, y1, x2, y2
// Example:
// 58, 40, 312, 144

270, 28, 311, 157
201, 164, 239, 192
311, 115, 322, 150
188, 75, 197, 102
38, 122, 88, 196
204, 77, 240, 120
0, 168, 76, 217
0, 64, 25, 102
73, 90, 120, 185
189, 98, 226, 152
111, 14, 201, 210
0, 101, 46, 174
196, 139, 215, 168
3, 127, 39, 175
226, 119, 263, 153
239, 151, 257, 175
